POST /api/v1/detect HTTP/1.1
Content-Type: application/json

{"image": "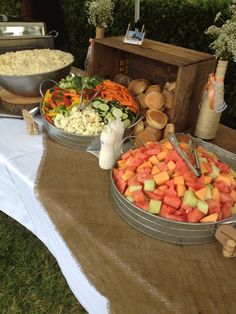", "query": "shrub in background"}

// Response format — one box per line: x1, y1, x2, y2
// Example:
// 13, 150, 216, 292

0, 0, 235, 128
